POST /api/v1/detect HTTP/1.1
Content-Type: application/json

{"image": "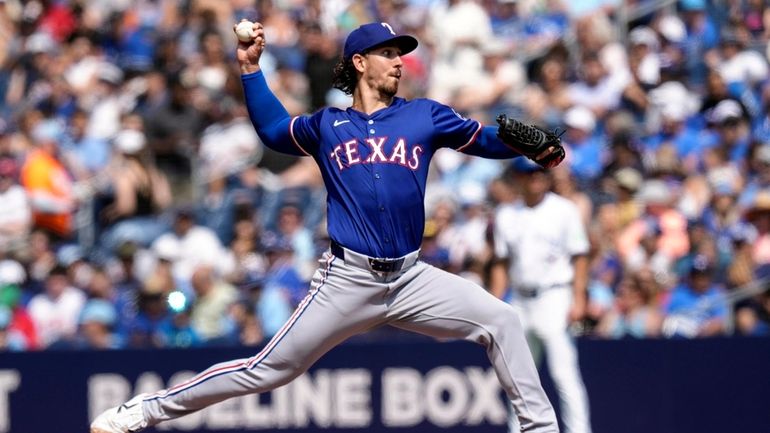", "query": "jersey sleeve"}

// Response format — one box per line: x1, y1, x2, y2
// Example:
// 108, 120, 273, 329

429, 101, 483, 151
242, 71, 314, 157
289, 111, 323, 156
429, 101, 525, 159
